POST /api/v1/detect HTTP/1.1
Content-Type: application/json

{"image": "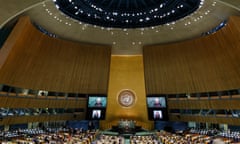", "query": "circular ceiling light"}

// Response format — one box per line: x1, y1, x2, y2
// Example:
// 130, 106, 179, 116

54, 0, 202, 28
